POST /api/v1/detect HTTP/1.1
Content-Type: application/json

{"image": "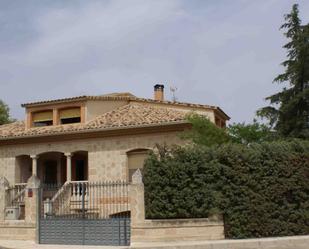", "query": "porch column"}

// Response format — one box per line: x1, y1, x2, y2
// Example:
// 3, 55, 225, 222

30, 155, 38, 176
65, 153, 72, 182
